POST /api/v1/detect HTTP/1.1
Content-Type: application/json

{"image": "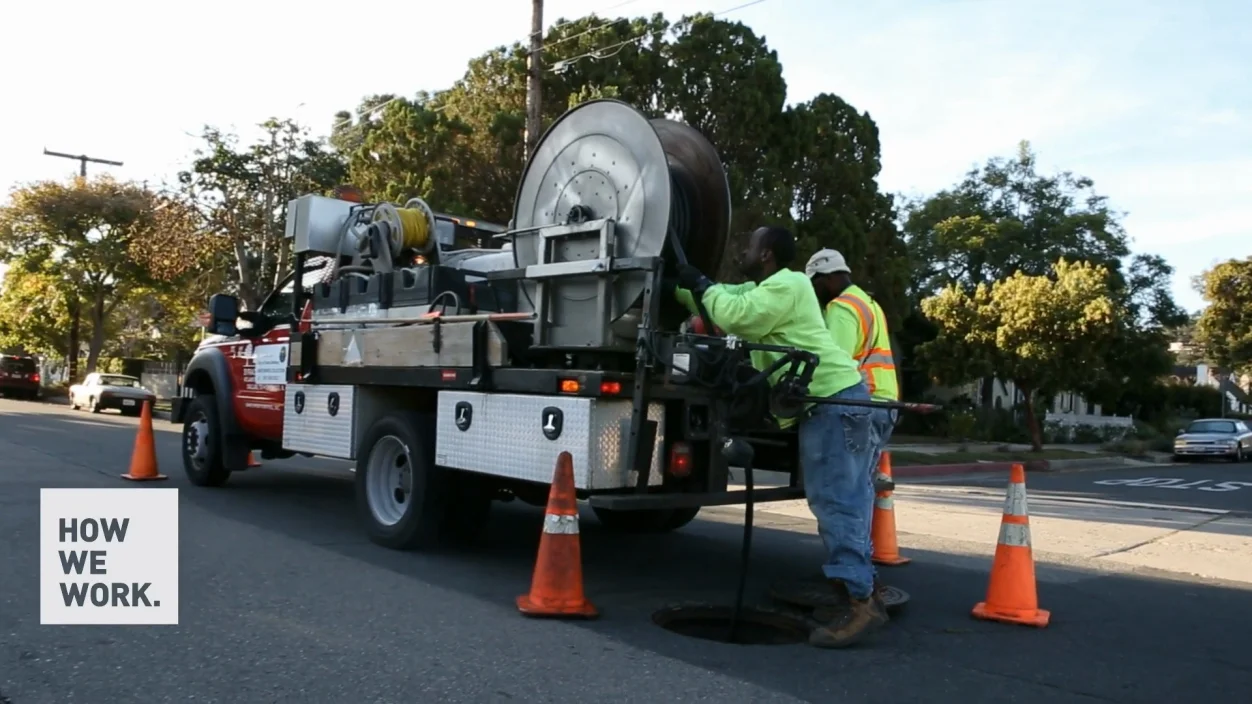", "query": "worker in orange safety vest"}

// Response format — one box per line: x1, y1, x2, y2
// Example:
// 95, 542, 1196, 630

804, 248, 900, 468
